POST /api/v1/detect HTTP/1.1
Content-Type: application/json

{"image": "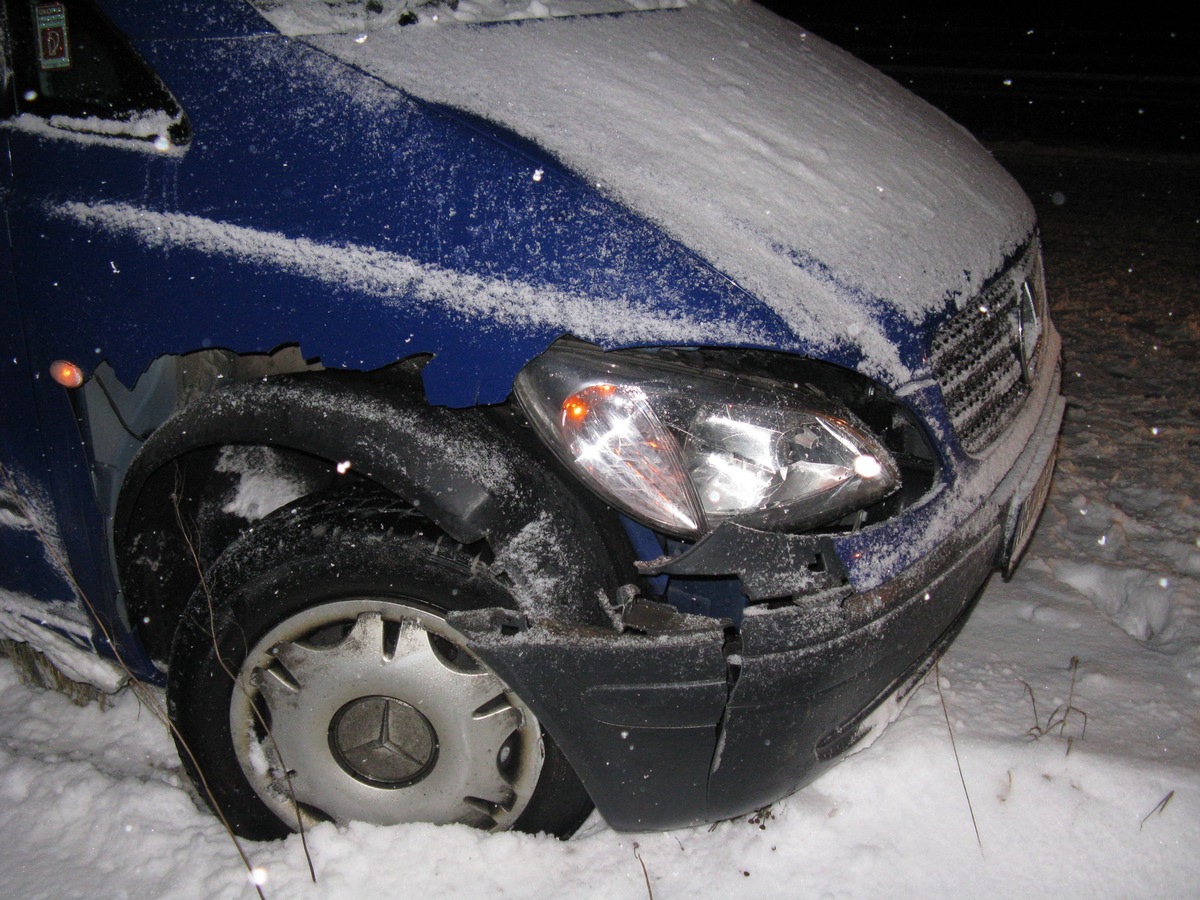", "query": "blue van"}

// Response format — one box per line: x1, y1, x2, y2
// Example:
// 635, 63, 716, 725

0, 0, 1063, 838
